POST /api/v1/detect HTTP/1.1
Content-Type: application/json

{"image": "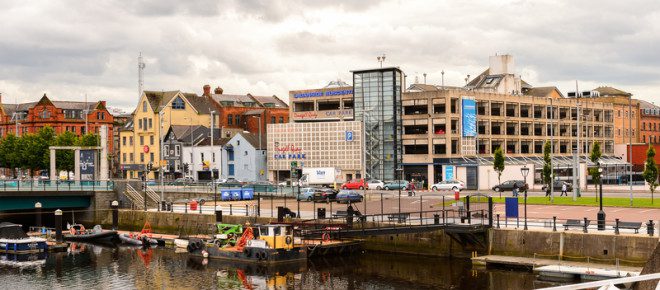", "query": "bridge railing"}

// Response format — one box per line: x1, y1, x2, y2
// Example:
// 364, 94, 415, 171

0, 180, 114, 191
